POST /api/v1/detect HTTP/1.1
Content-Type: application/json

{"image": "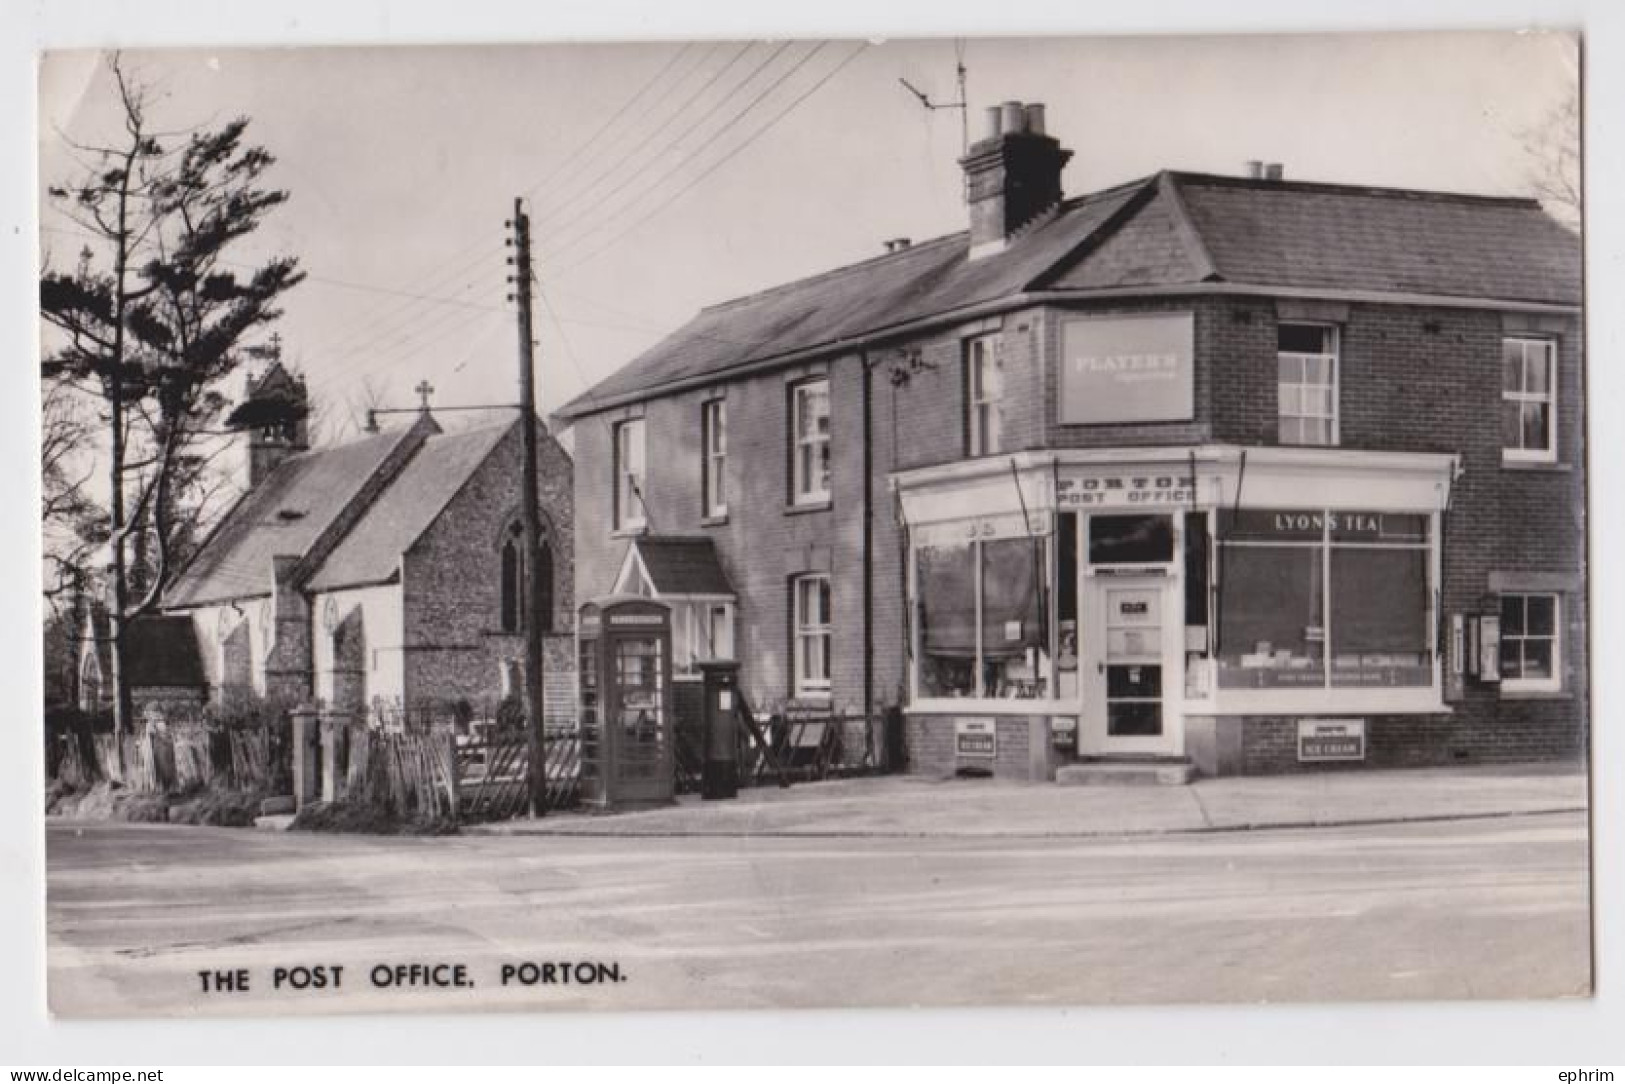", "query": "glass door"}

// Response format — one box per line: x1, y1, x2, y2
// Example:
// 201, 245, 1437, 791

610, 634, 670, 799
1081, 574, 1178, 756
